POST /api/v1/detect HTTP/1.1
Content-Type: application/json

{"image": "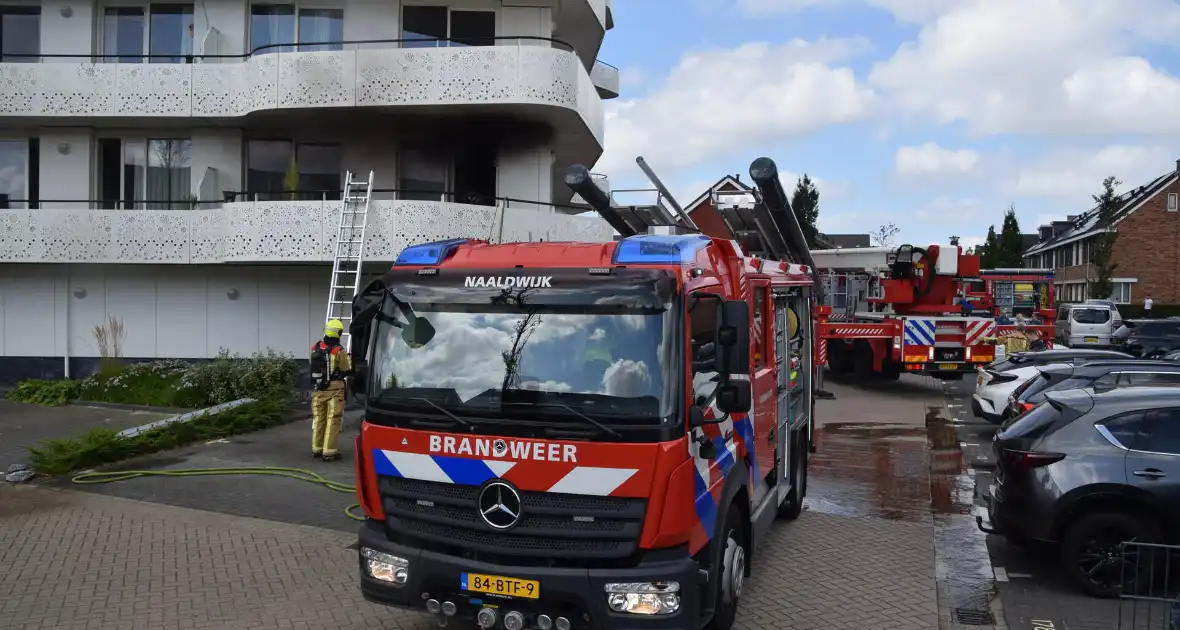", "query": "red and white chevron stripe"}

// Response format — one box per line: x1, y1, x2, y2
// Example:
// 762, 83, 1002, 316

964, 319, 995, 346
825, 324, 893, 338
